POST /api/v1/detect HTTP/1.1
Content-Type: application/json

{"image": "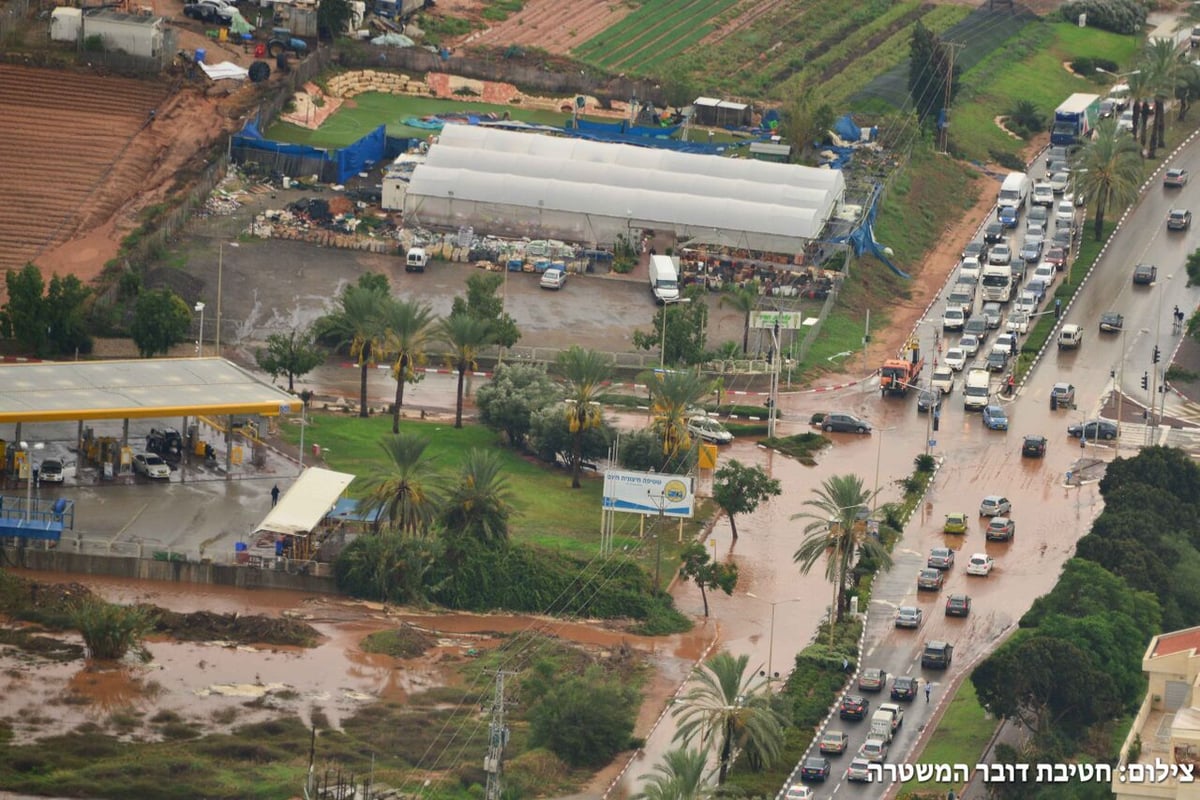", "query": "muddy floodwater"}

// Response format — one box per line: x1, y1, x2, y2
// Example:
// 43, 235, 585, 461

0, 572, 704, 751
